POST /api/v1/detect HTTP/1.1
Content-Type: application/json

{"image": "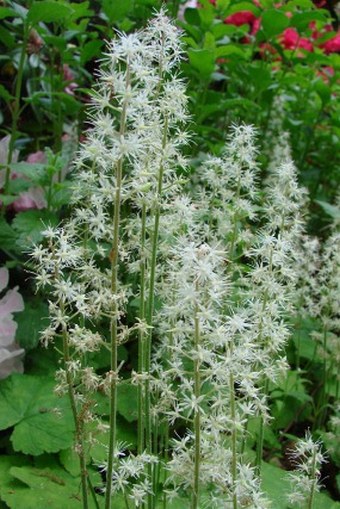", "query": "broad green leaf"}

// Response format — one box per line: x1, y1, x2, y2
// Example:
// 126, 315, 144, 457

68, 1, 93, 20
7, 178, 32, 194
315, 200, 340, 220
16, 298, 49, 350
262, 461, 340, 508
0, 217, 16, 252
59, 448, 80, 477
291, 11, 327, 30
0, 7, 15, 19
261, 461, 290, 509
285, 0, 314, 8
0, 455, 31, 488
184, 7, 201, 26
28, 1, 74, 24
188, 48, 215, 77
9, 162, 46, 182
0, 195, 17, 206
117, 381, 138, 422
228, 1, 260, 14
0, 26, 15, 48
0, 83, 13, 102
247, 65, 272, 93
261, 9, 290, 37
0, 374, 74, 455
102, 0, 133, 22
80, 39, 103, 65
12, 210, 58, 250
89, 417, 137, 464
2, 465, 102, 509
215, 45, 246, 58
